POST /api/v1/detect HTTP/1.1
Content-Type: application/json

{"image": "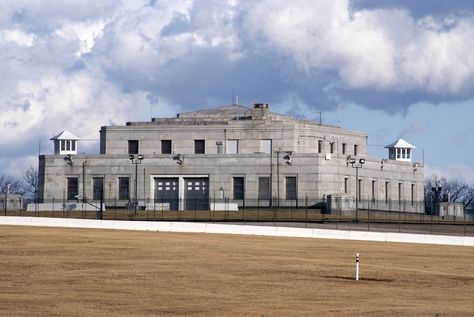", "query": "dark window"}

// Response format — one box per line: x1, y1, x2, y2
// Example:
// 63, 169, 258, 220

411, 184, 415, 205
285, 177, 297, 200
194, 140, 205, 154
385, 181, 389, 203
67, 177, 78, 200
342, 143, 346, 155
372, 180, 376, 200
398, 183, 402, 202
119, 177, 129, 200
93, 177, 104, 200
330, 142, 334, 154
161, 140, 172, 154
61, 140, 65, 151
233, 177, 244, 200
71, 140, 76, 151
258, 177, 270, 200
354, 144, 358, 156
128, 140, 139, 154
344, 177, 348, 194
318, 140, 322, 153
